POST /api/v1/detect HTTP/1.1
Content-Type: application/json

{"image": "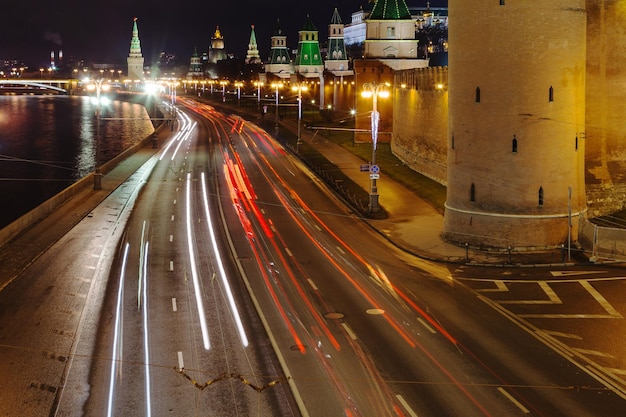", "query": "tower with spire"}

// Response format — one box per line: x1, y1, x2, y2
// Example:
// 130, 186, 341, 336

294, 15, 324, 77
208, 26, 227, 64
186, 47, 203, 80
127, 18, 144, 81
265, 19, 293, 78
325, 7, 351, 75
246, 25, 262, 64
